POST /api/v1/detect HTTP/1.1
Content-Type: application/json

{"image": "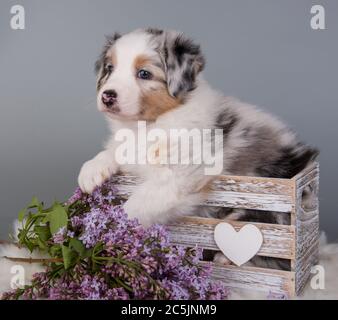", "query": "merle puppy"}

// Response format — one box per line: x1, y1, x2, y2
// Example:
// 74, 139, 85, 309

78, 28, 318, 269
